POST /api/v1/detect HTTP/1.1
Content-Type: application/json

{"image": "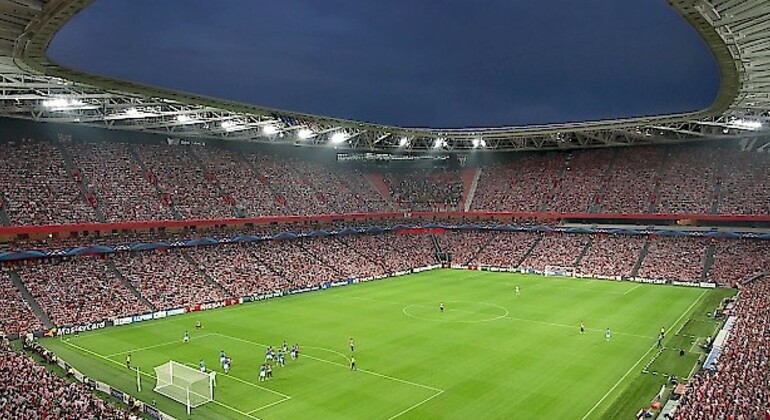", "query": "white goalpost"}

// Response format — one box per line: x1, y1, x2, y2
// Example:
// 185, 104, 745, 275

543, 265, 577, 277
153, 361, 214, 414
